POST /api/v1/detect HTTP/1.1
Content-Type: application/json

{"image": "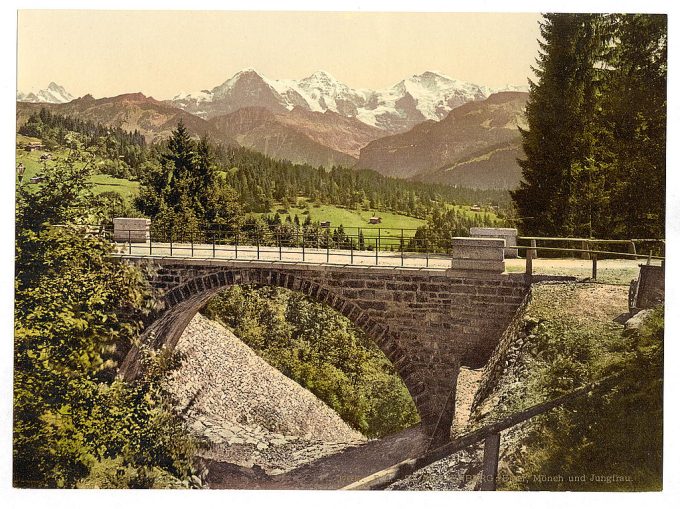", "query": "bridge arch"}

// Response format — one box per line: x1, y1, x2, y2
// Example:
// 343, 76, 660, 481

119, 267, 440, 428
